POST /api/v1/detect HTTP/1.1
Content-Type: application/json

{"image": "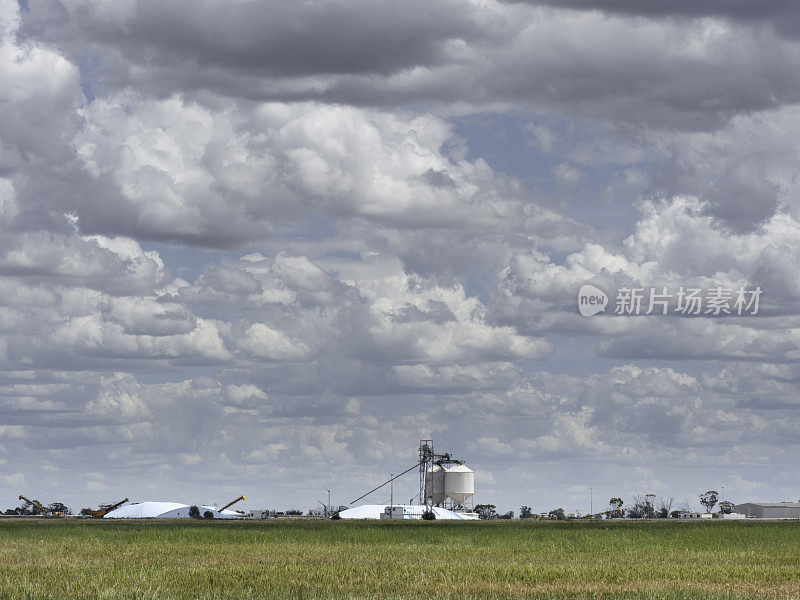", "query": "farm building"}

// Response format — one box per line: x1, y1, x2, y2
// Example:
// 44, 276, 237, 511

103, 501, 244, 519
338, 504, 479, 520
733, 502, 800, 519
